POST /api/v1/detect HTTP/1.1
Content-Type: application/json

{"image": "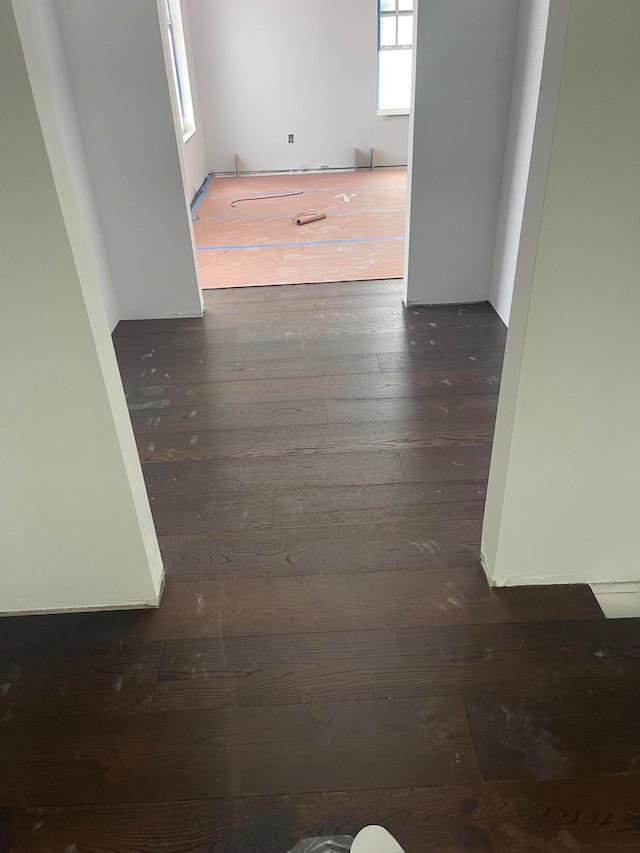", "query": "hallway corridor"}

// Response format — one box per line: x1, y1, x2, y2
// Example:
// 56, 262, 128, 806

2, 280, 639, 851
